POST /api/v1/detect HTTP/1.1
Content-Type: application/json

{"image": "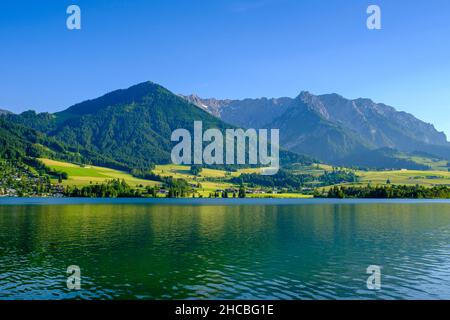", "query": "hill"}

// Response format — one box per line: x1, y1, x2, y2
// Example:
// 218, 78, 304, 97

40, 158, 160, 187
4, 82, 311, 170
